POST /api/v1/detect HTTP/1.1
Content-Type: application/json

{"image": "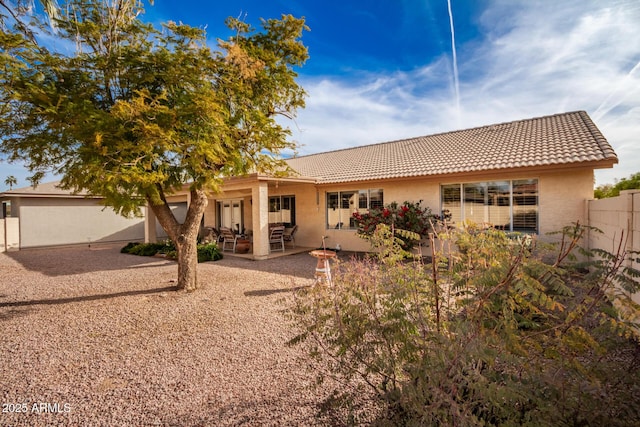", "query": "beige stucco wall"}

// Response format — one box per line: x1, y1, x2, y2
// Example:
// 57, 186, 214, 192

268, 168, 596, 252
267, 182, 325, 249
2, 167, 598, 253
192, 167, 597, 255
538, 169, 594, 238
308, 179, 441, 252
17, 197, 146, 248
